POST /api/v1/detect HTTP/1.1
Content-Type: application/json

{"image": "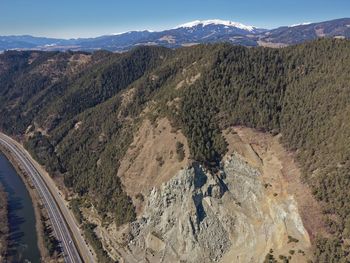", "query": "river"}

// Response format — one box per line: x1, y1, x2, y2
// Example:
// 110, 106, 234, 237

0, 153, 40, 263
